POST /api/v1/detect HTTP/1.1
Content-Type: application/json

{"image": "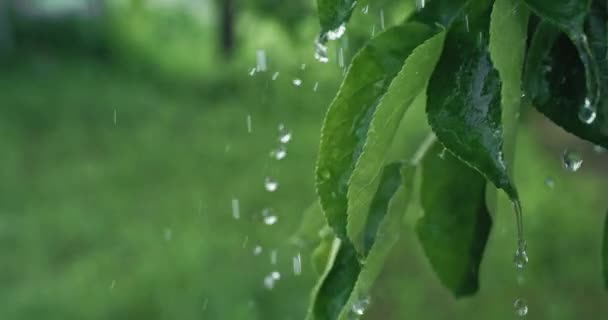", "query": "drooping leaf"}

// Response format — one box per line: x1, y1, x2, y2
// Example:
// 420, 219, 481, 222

346, 30, 446, 255
488, 0, 530, 168
315, 23, 436, 239
426, 9, 518, 200
524, 21, 608, 147
521, 0, 589, 35
308, 163, 413, 320
417, 143, 492, 297
316, 0, 357, 38
603, 209, 608, 288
